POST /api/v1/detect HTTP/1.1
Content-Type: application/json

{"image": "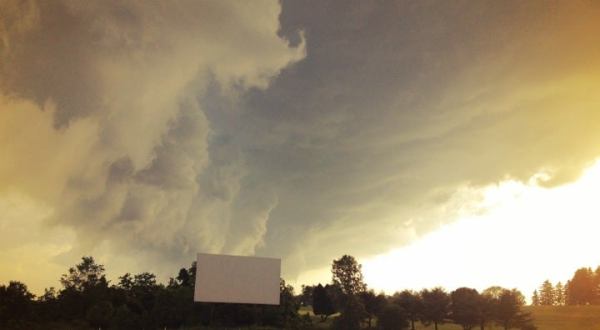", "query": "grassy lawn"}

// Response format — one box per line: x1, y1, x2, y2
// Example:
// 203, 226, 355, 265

525, 305, 600, 330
